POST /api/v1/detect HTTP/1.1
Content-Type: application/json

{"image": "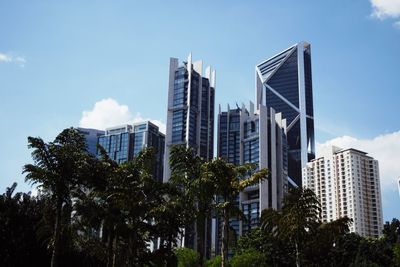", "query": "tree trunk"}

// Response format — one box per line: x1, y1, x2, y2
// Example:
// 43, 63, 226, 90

112, 233, 117, 267
51, 198, 63, 267
295, 241, 300, 267
221, 208, 229, 267
106, 226, 115, 267
197, 209, 205, 266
